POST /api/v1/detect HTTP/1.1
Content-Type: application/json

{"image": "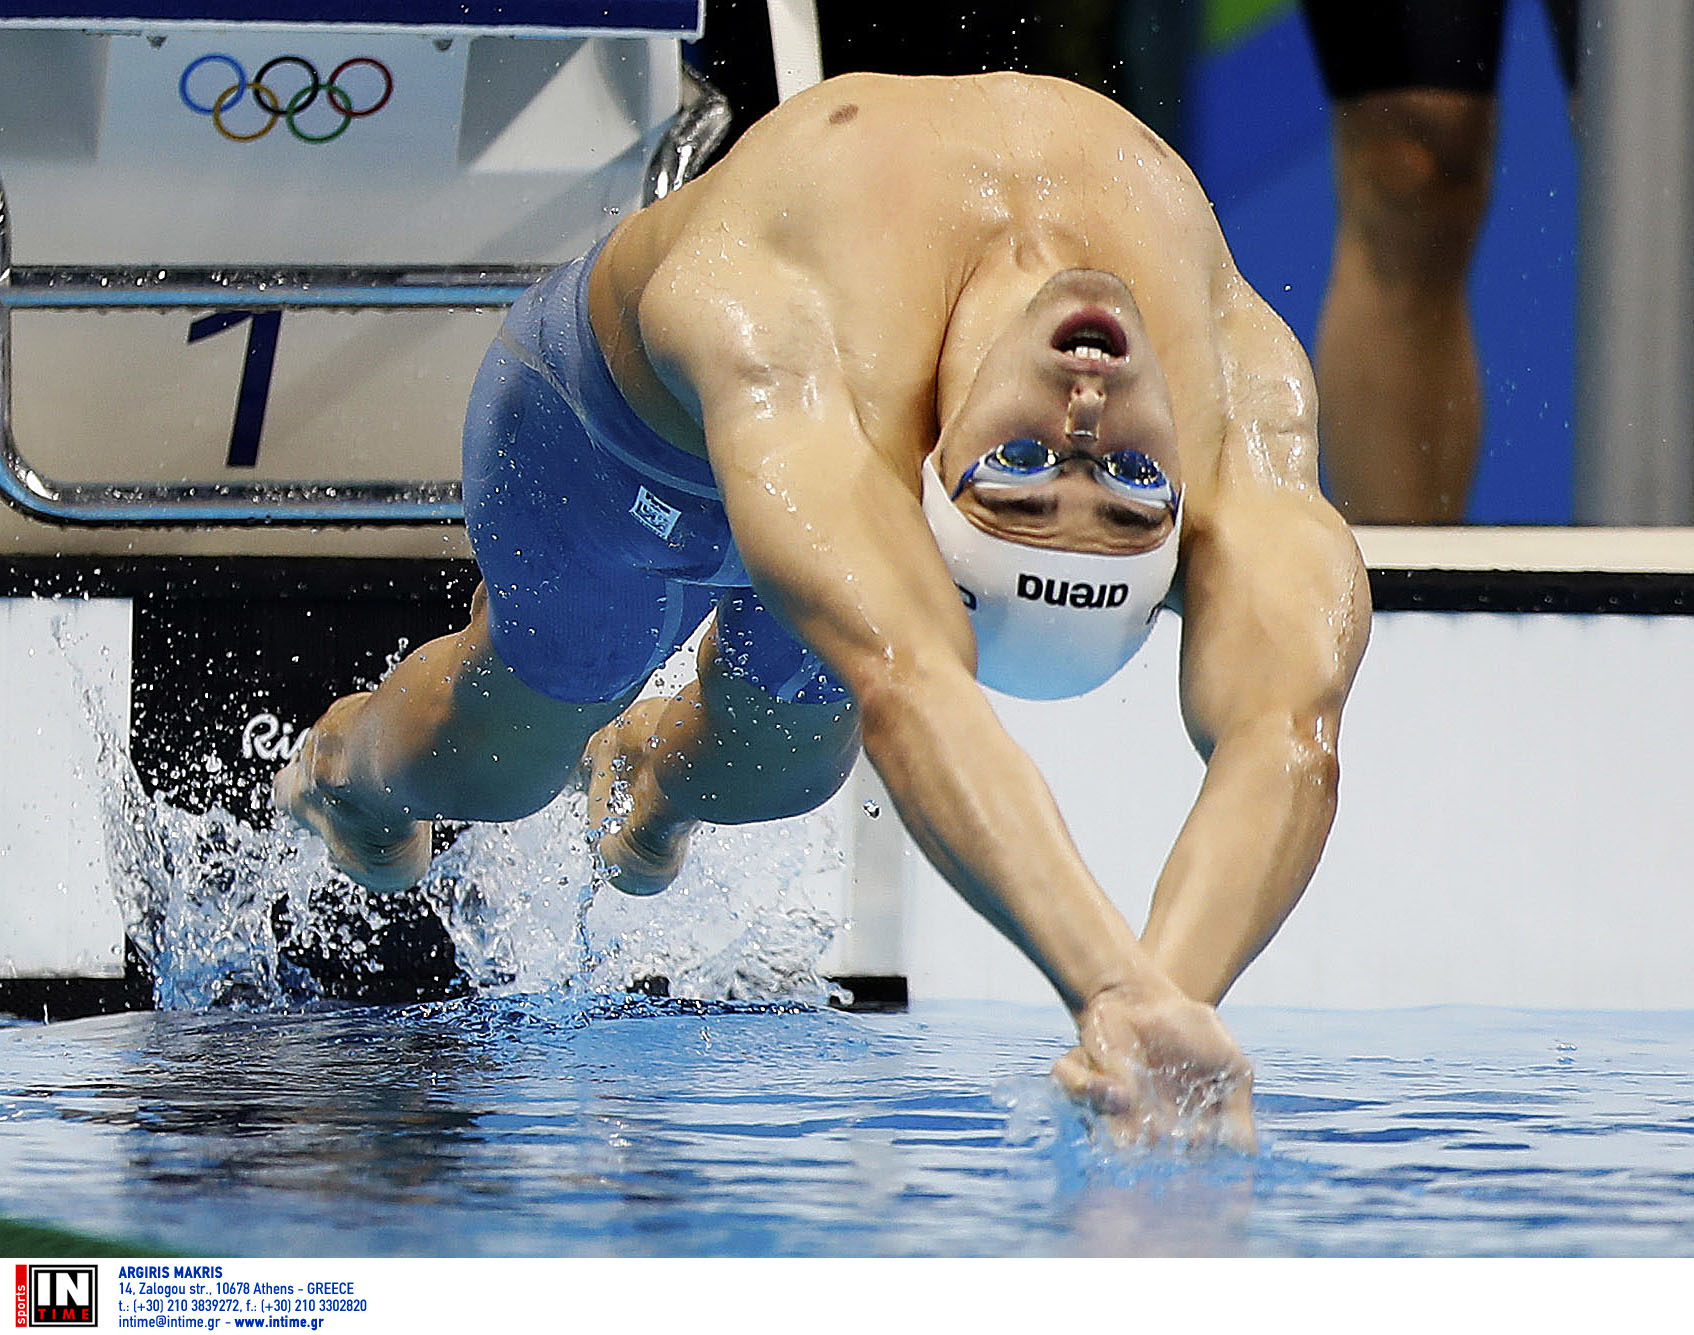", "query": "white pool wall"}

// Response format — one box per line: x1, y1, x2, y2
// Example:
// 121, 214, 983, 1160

0, 598, 132, 978
876, 609, 1694, 1011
